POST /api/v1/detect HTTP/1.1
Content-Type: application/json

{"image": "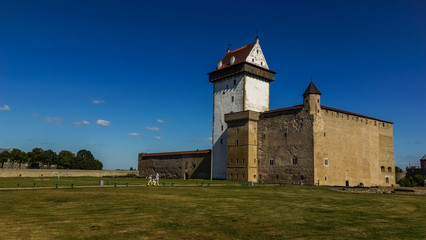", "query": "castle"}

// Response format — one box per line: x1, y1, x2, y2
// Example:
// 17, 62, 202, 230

139, 39, 395, 187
